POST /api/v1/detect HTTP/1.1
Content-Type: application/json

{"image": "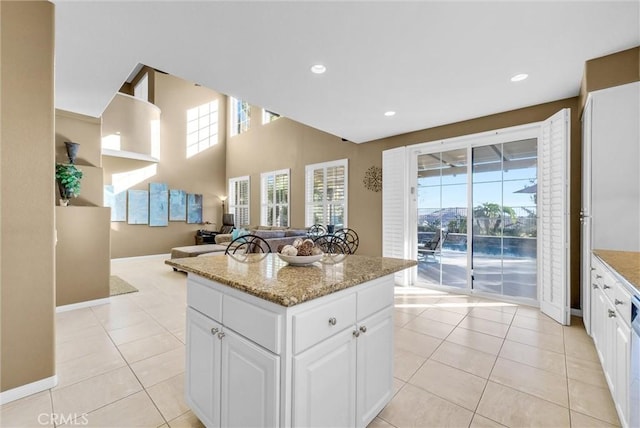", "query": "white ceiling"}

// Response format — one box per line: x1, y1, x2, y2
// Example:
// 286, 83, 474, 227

53, 1, 639, 143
